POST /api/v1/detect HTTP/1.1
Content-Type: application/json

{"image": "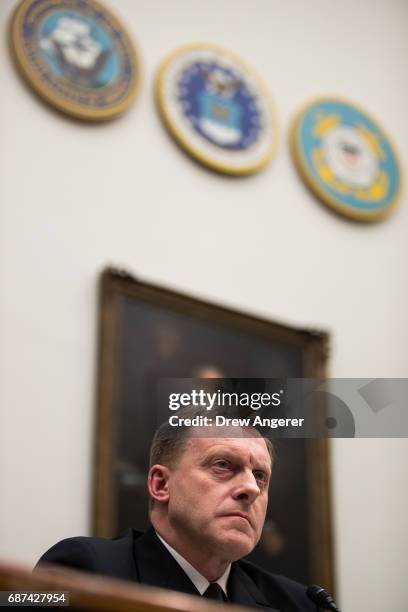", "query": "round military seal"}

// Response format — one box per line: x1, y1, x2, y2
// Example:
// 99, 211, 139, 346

291, 97, 402, 221
155, 43, 279, 175
11, 0, 140, 120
